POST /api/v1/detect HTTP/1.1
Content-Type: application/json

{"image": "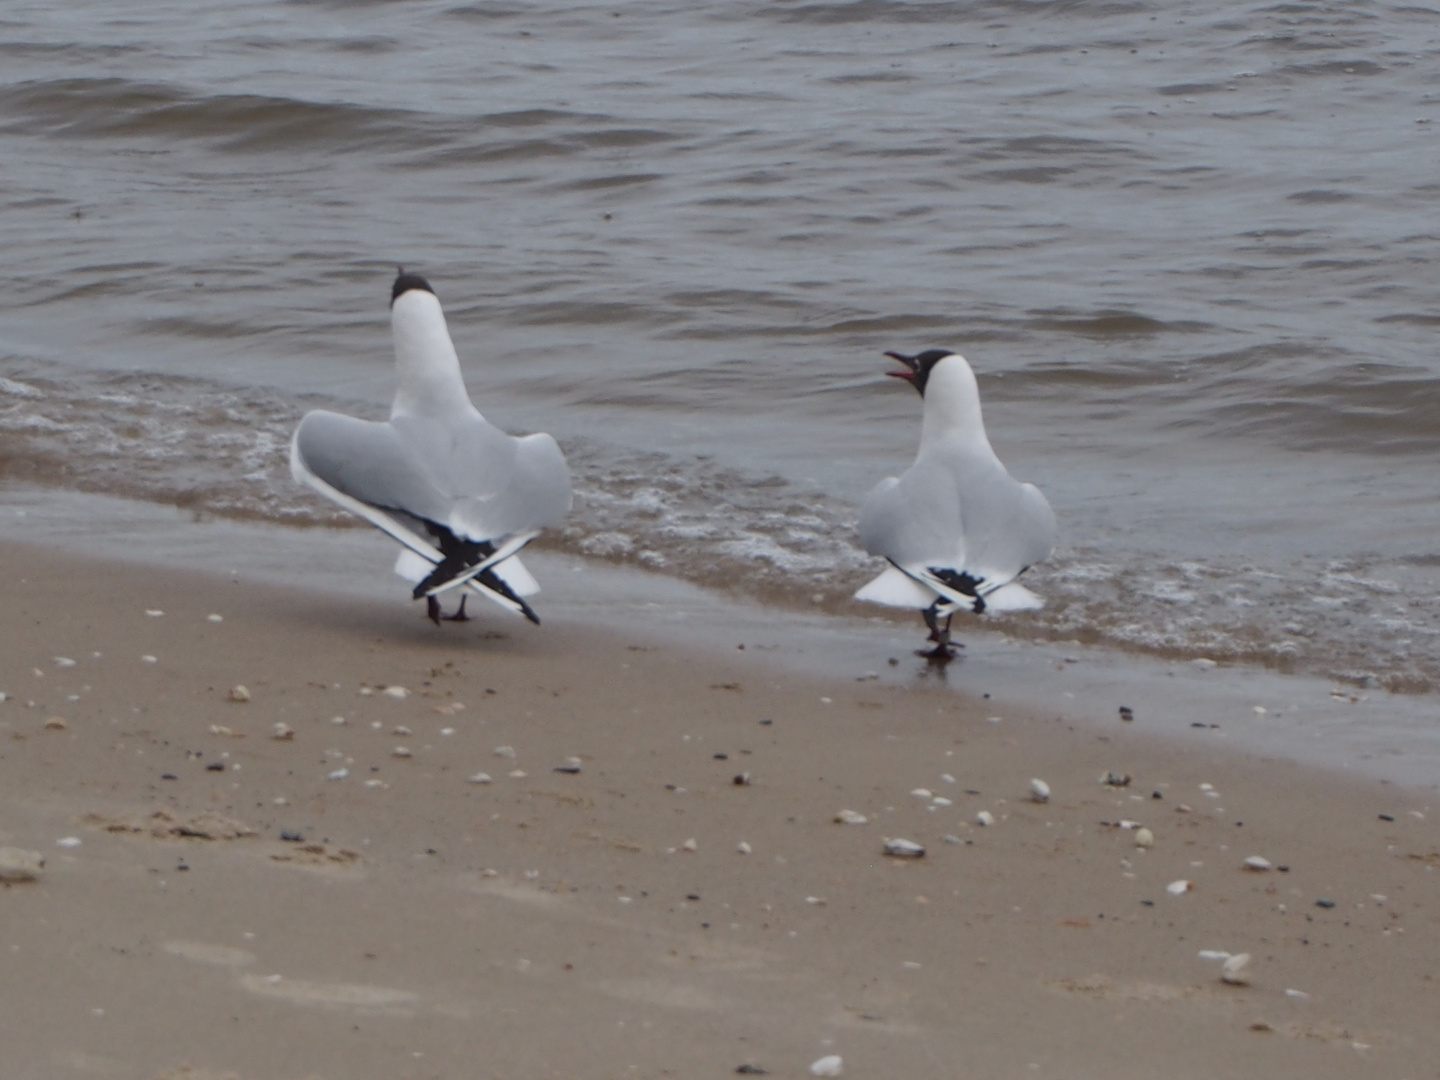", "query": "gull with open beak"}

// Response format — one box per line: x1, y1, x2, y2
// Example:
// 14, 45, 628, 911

855, 349, 1055, 660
